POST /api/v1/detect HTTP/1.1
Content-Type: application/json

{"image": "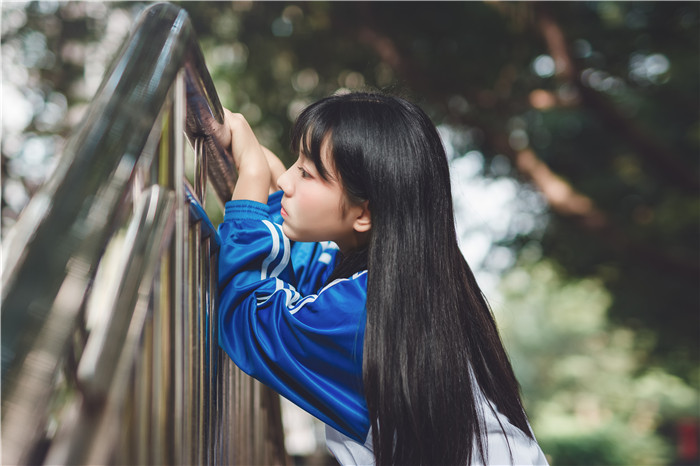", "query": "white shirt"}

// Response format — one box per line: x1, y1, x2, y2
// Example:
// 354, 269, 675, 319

325, 390, 549, 466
